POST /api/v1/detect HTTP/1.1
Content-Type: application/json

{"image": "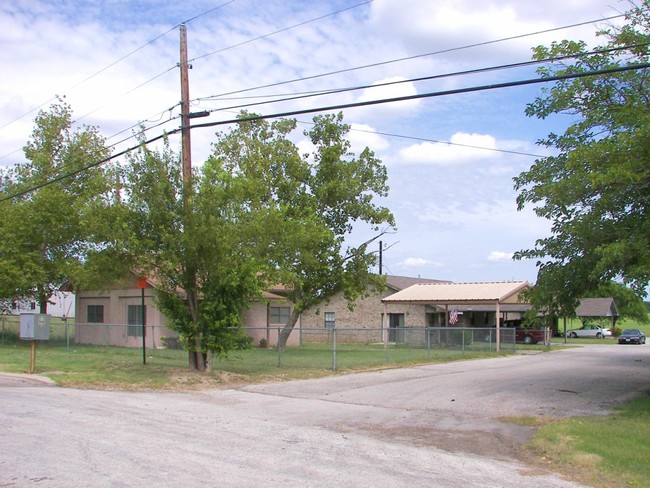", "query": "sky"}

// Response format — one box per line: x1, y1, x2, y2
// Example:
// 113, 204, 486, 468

0, 0, 633, 285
